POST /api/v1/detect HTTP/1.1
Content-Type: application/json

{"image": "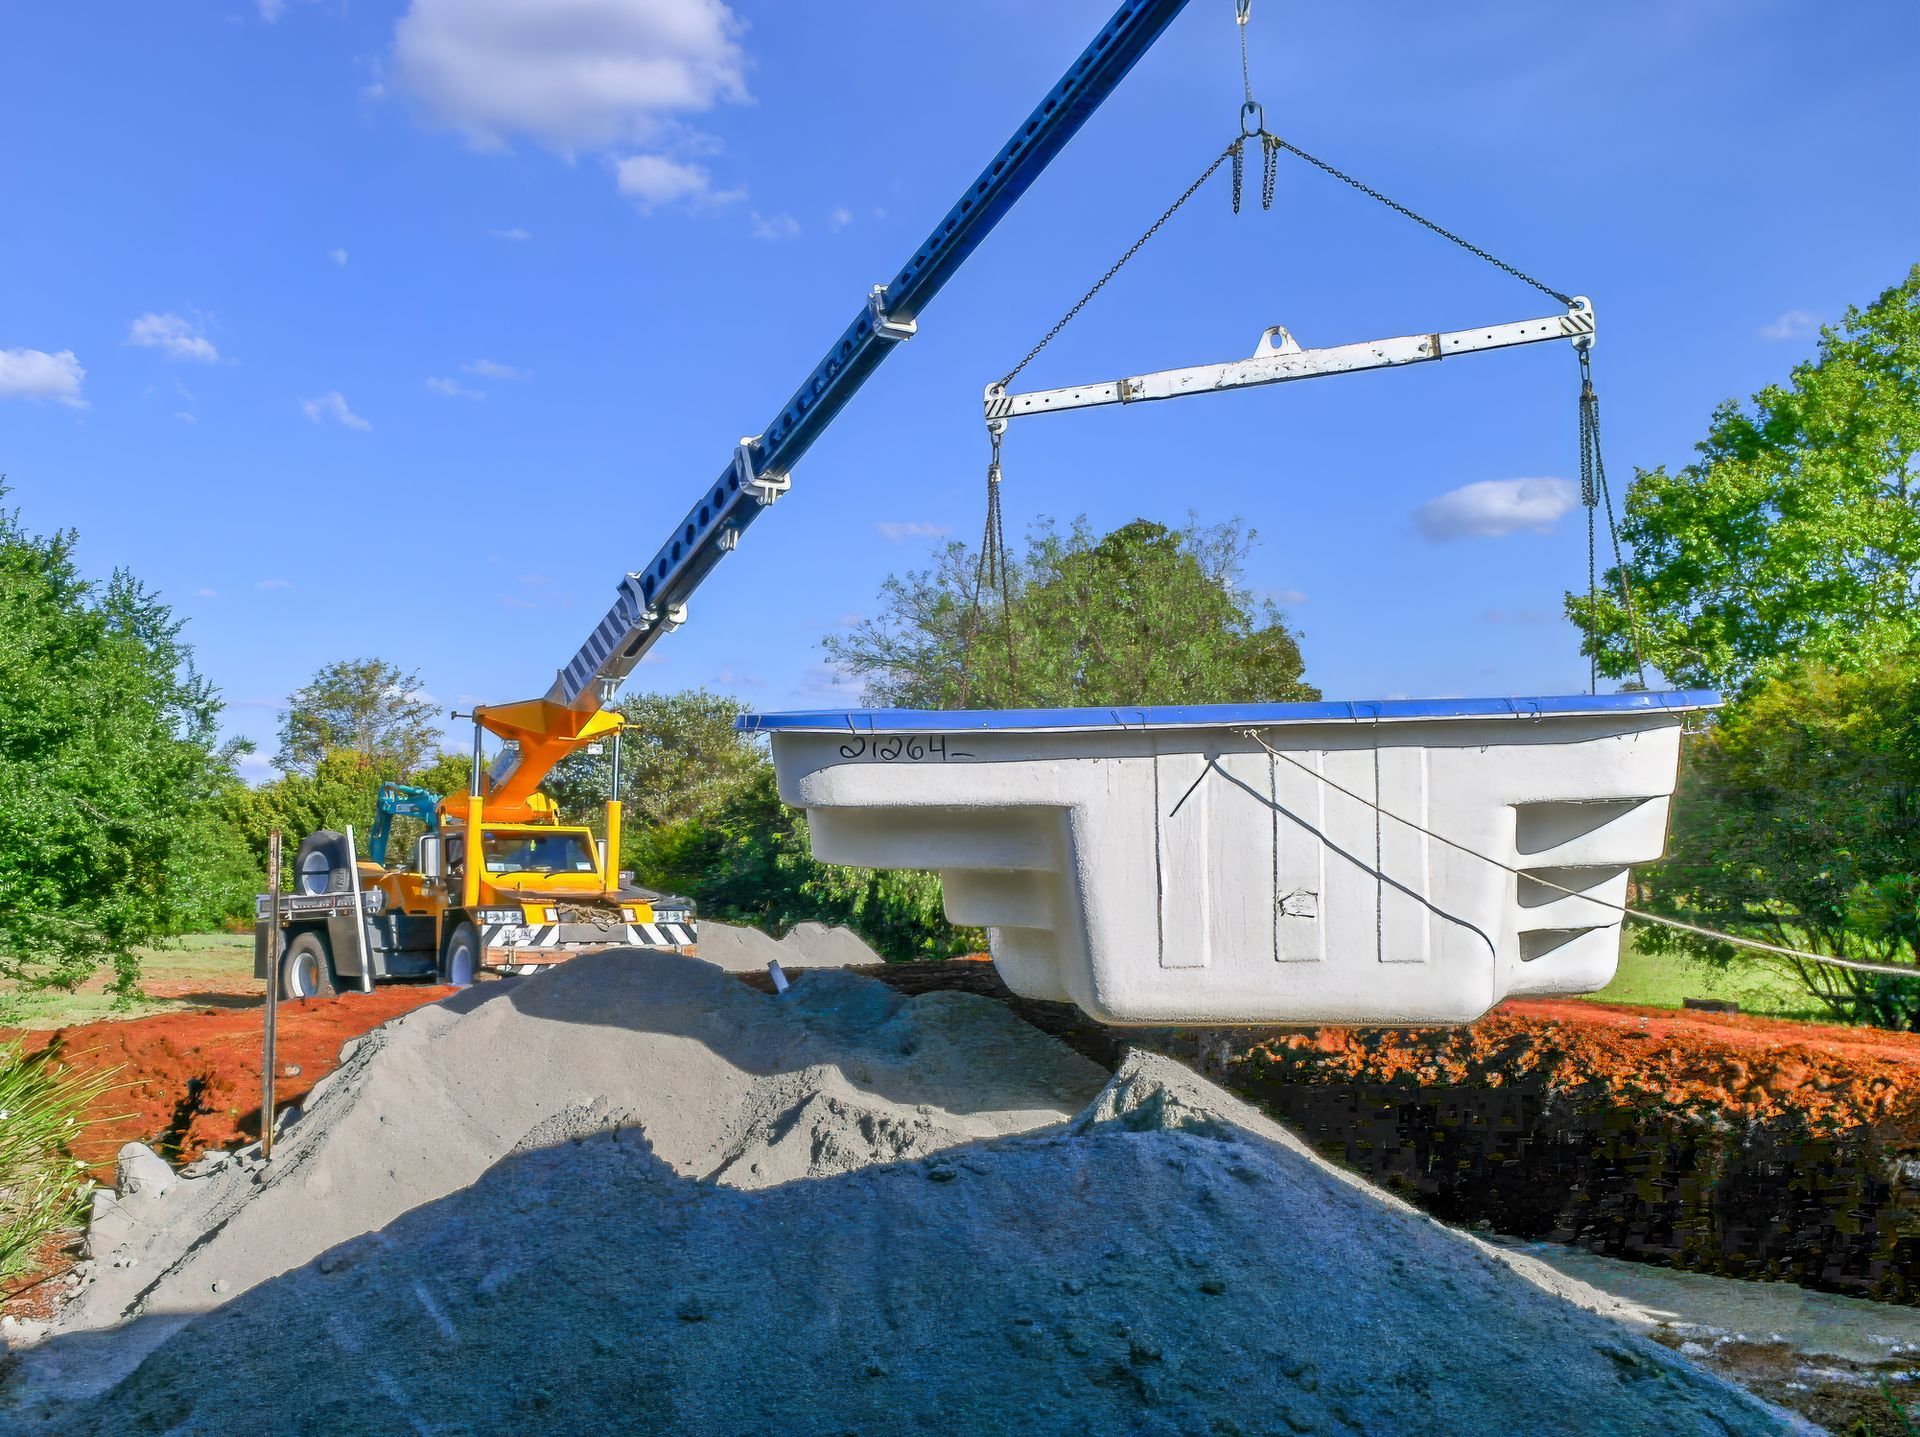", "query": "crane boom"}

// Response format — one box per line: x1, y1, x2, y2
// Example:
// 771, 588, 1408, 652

542, 0, 1193, 714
